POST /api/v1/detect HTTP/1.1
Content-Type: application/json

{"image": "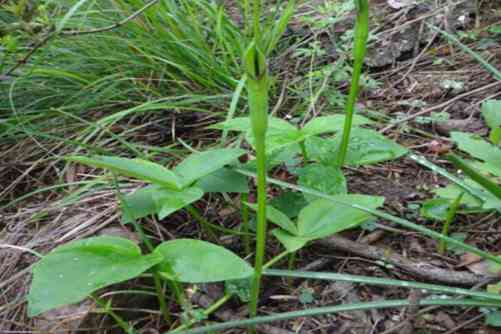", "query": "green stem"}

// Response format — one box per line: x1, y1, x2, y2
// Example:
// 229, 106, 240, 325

241, 192, 251, 254
287, 252, 296, 287
110, 174, 172, 323
153, 272, 171, 323
186, 205, 219, 241
244, 43, 269, 325
299, 140, 308, 162
438, 192, 464, 254
252, 0, 262, 41
263, 250, 289, 269
249, 135, 268, 318
94, 295, 136, 334
336, 0, 369, 167
168, 294, 232, 333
